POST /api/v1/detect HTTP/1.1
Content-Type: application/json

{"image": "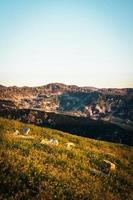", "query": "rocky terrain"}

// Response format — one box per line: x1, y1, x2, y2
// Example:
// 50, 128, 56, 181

0, 83, 133, 145
0, 83, 133, 121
